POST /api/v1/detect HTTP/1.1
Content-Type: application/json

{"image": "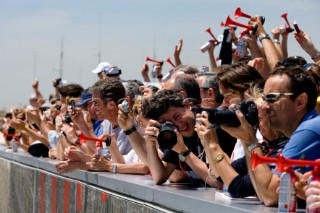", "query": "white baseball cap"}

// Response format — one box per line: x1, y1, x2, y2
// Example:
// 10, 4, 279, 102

92, 62, 112, 74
